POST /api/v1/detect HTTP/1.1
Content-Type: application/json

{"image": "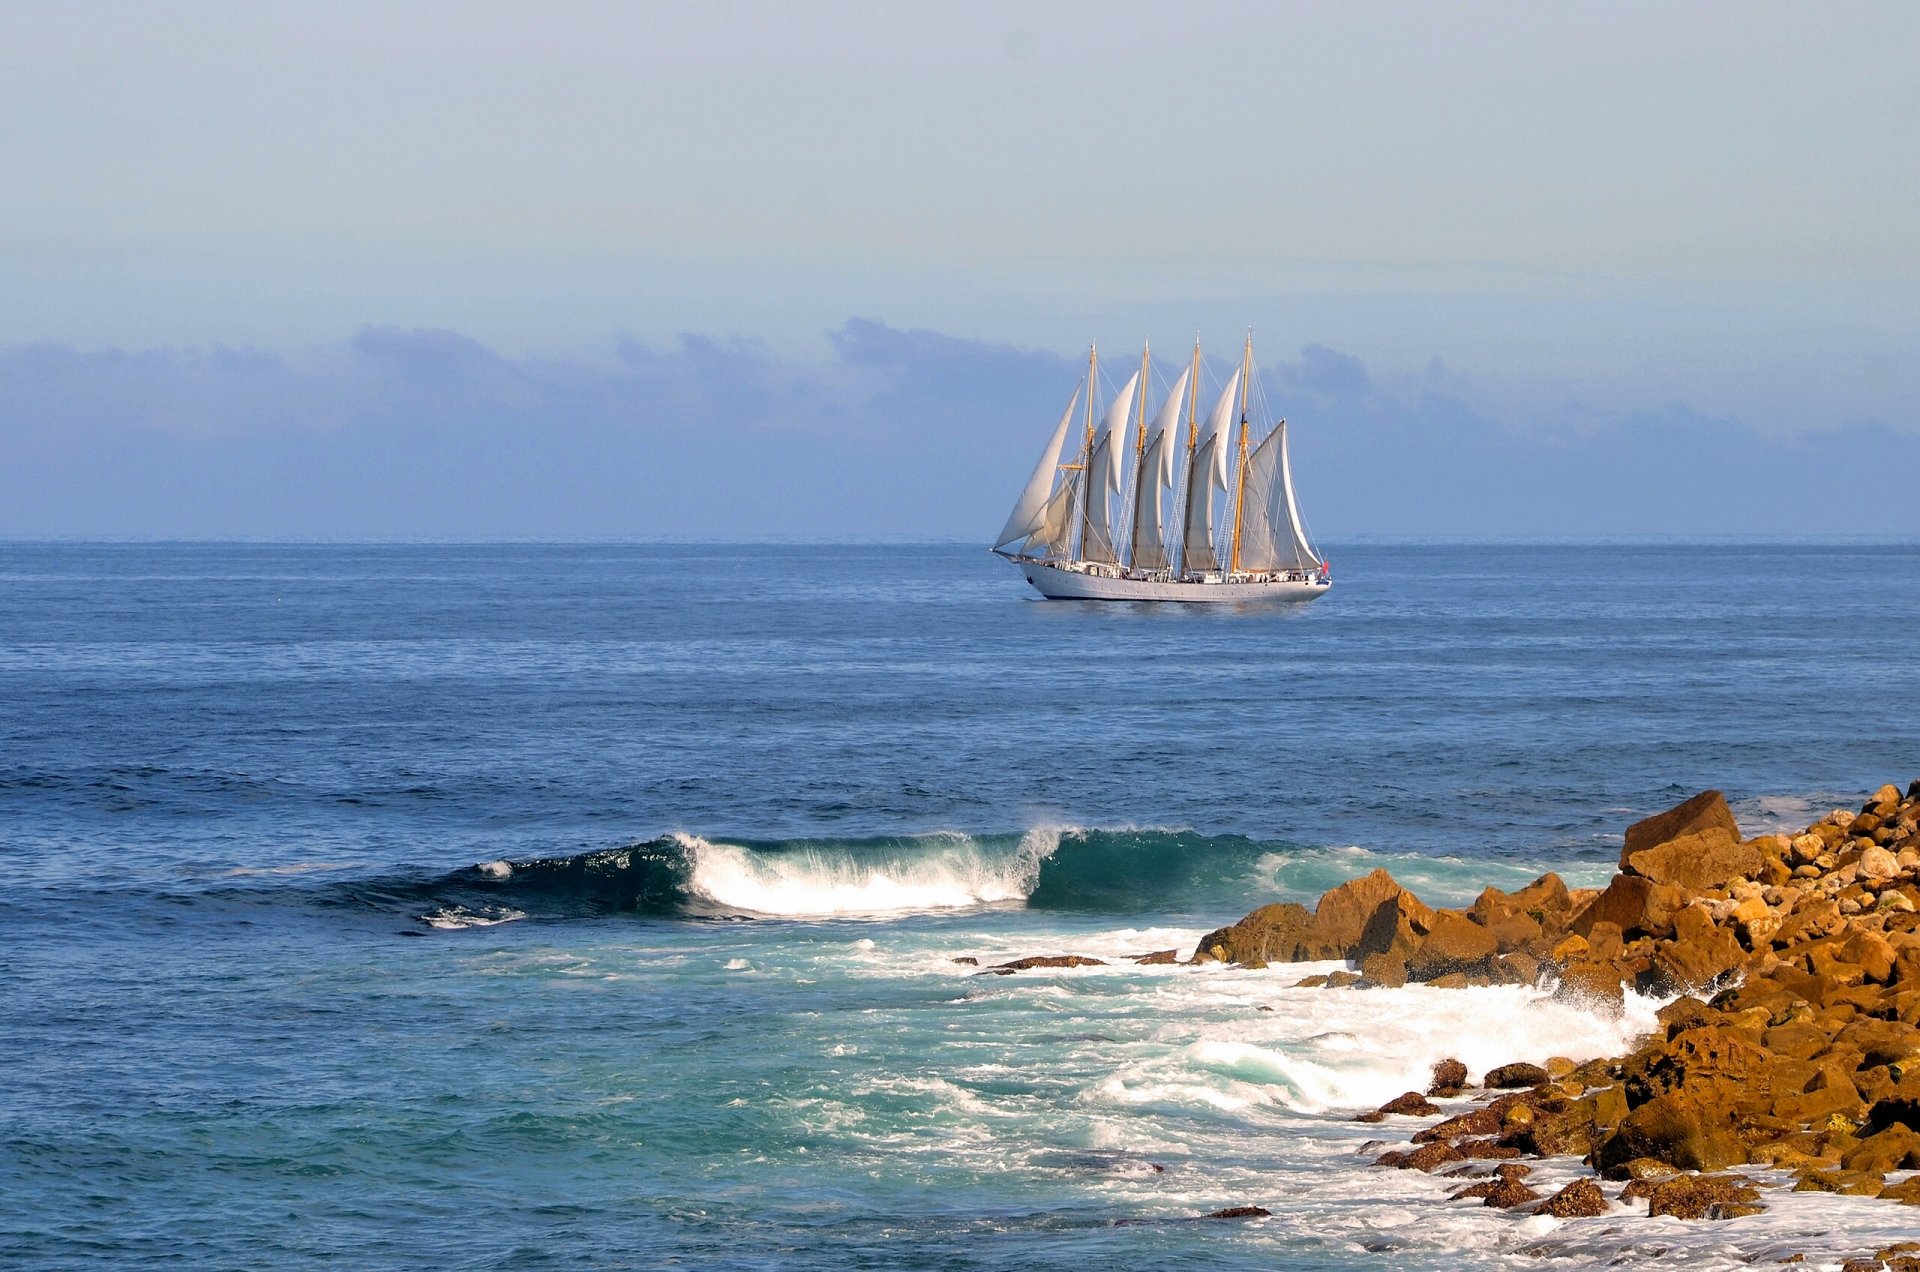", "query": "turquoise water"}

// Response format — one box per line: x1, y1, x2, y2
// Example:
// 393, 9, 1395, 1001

4, 541, 1919, 1268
